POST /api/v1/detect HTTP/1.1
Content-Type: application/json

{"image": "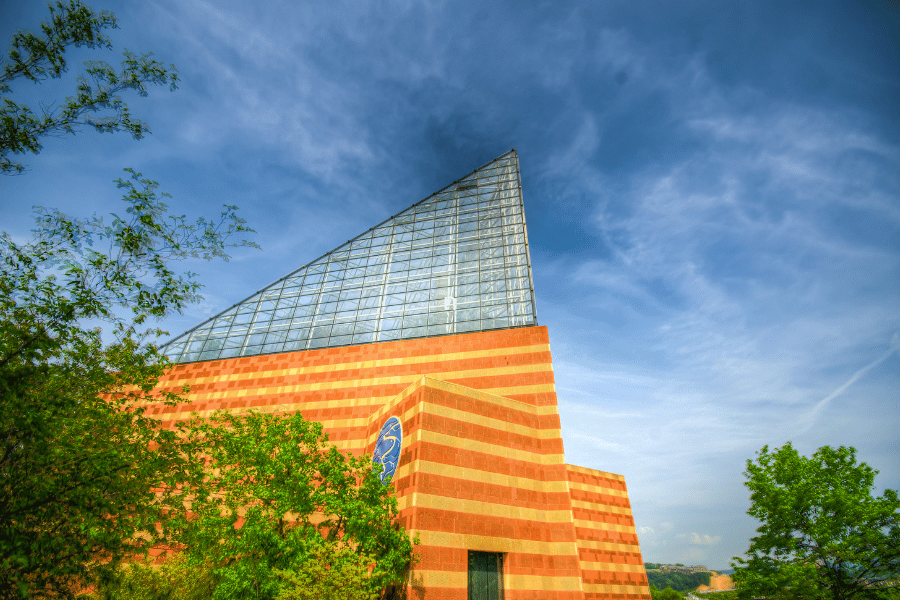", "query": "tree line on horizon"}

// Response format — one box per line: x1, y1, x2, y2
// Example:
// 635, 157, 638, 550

646, 570, 713, 593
